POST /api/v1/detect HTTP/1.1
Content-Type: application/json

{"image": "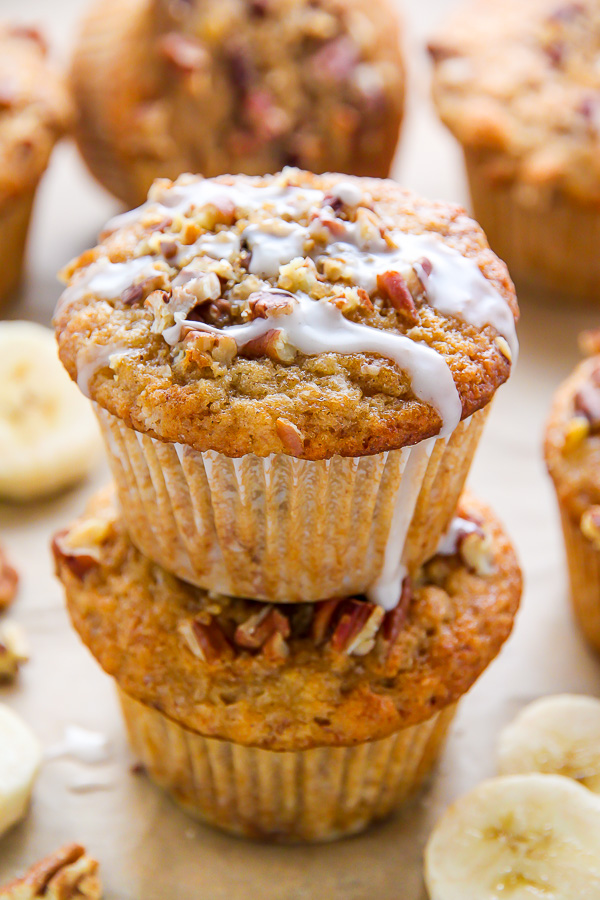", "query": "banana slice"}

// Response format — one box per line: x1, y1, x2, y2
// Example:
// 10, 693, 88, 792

498, 694, 600, 792
0, 704, 41, 837
424, 774, 600, 900
0, 321, 102, 501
